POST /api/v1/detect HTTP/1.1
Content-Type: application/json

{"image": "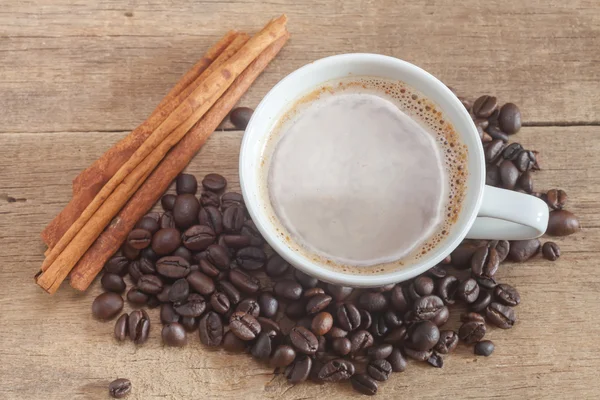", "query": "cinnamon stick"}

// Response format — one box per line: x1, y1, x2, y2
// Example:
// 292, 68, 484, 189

70, 32, 289, 291
39, 33, 251, 271
41, 30, 238, 250
36, 16, 288, 293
